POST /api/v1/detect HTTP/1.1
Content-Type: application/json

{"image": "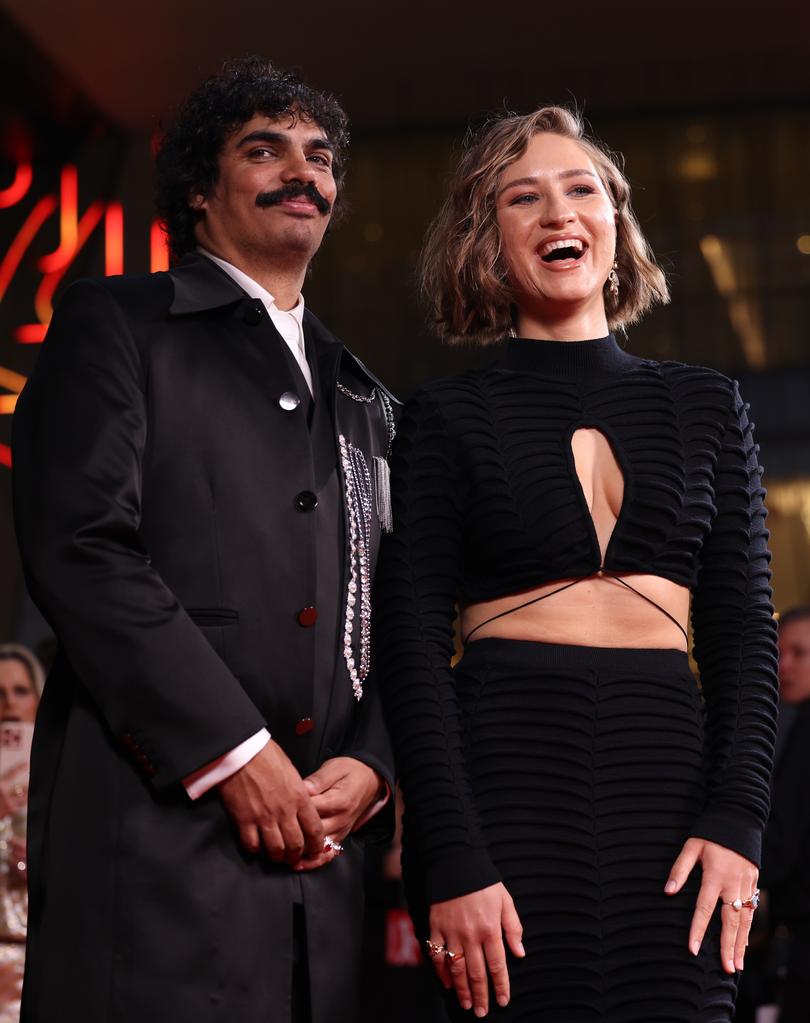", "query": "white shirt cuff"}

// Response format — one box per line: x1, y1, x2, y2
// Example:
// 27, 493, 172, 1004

352, 780, 392, 831
183, 728, 271, 800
